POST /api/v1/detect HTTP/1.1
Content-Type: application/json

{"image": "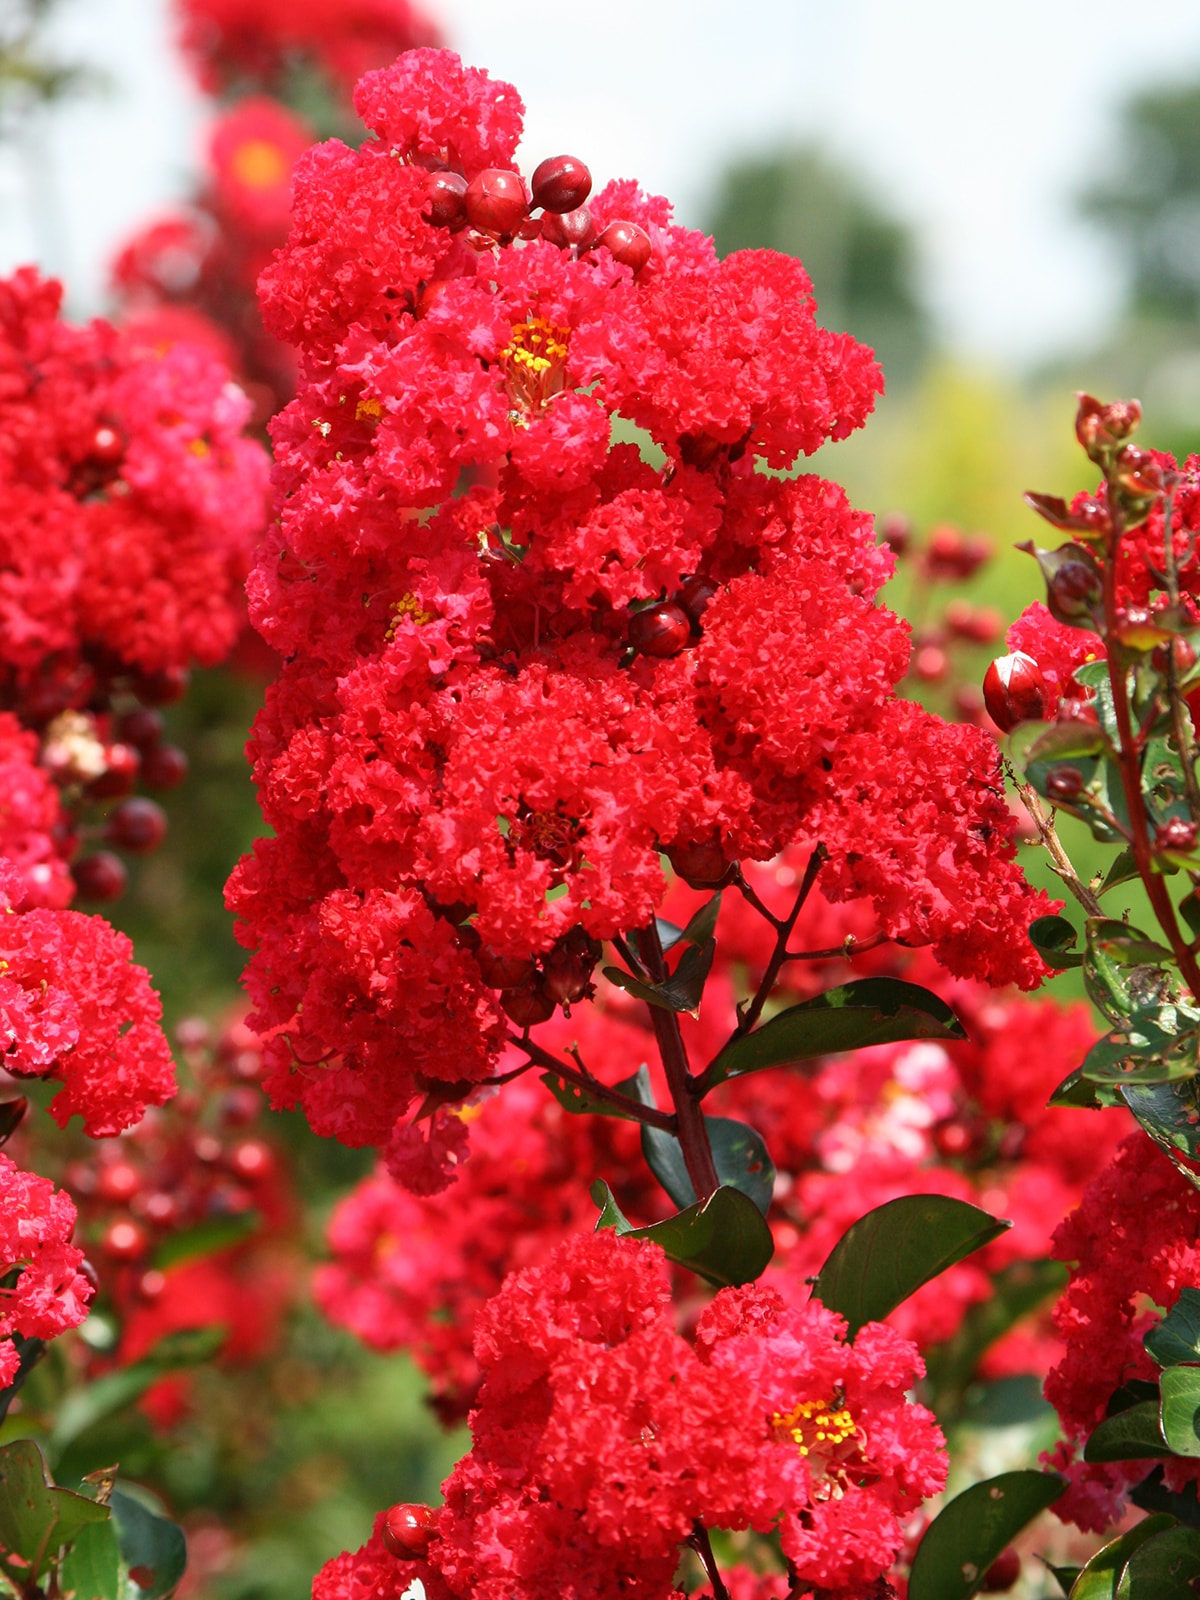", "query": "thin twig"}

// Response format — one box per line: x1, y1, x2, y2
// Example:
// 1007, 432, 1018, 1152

782, 929, 891, 962
687, 1523, 730, 1600
1010, 774, 1104, 917
509, 1033, 676, 1132
733, 845, 827, 1039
